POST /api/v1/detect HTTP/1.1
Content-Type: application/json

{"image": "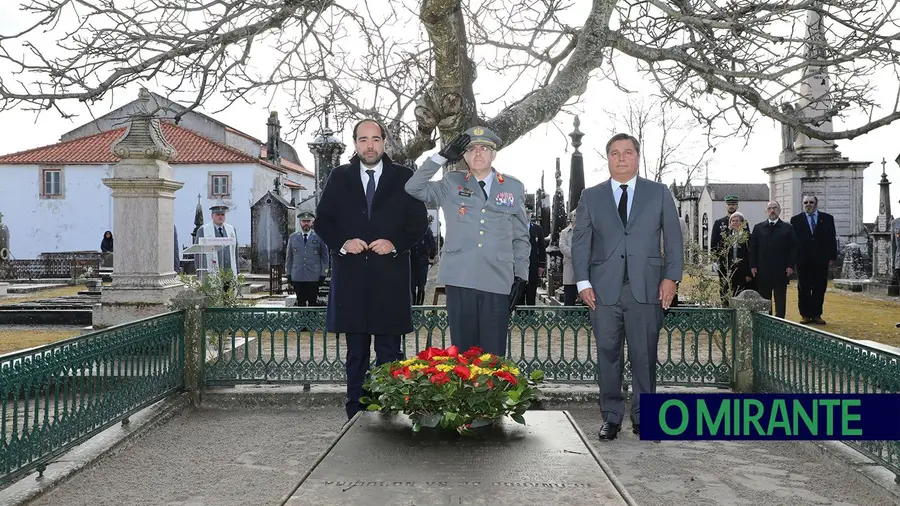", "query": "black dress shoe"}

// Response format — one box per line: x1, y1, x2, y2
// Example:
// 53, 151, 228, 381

598, 422, 621, 440
632, 424, 640, 436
